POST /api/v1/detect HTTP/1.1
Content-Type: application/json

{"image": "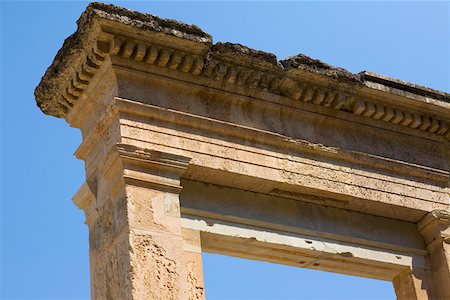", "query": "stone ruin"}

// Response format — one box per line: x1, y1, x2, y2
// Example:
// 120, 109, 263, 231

35, 3, 450, 299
